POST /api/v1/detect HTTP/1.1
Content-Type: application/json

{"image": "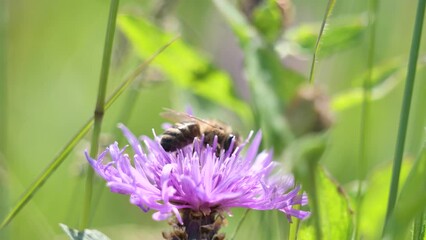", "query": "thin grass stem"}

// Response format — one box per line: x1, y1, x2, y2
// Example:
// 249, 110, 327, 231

354, 0, 378, 238
289, 191, 302, 240
383, 0, 426, 235
80, 0, 120, 229
309, 163, 322, 240
308, 0, 336, 84
0, 37, 178, 230
297, 23, 331, 240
